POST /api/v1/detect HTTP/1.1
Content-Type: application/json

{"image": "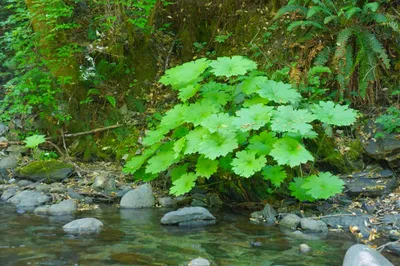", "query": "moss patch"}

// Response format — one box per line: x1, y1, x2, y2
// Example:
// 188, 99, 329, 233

17, 160, 74, 182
